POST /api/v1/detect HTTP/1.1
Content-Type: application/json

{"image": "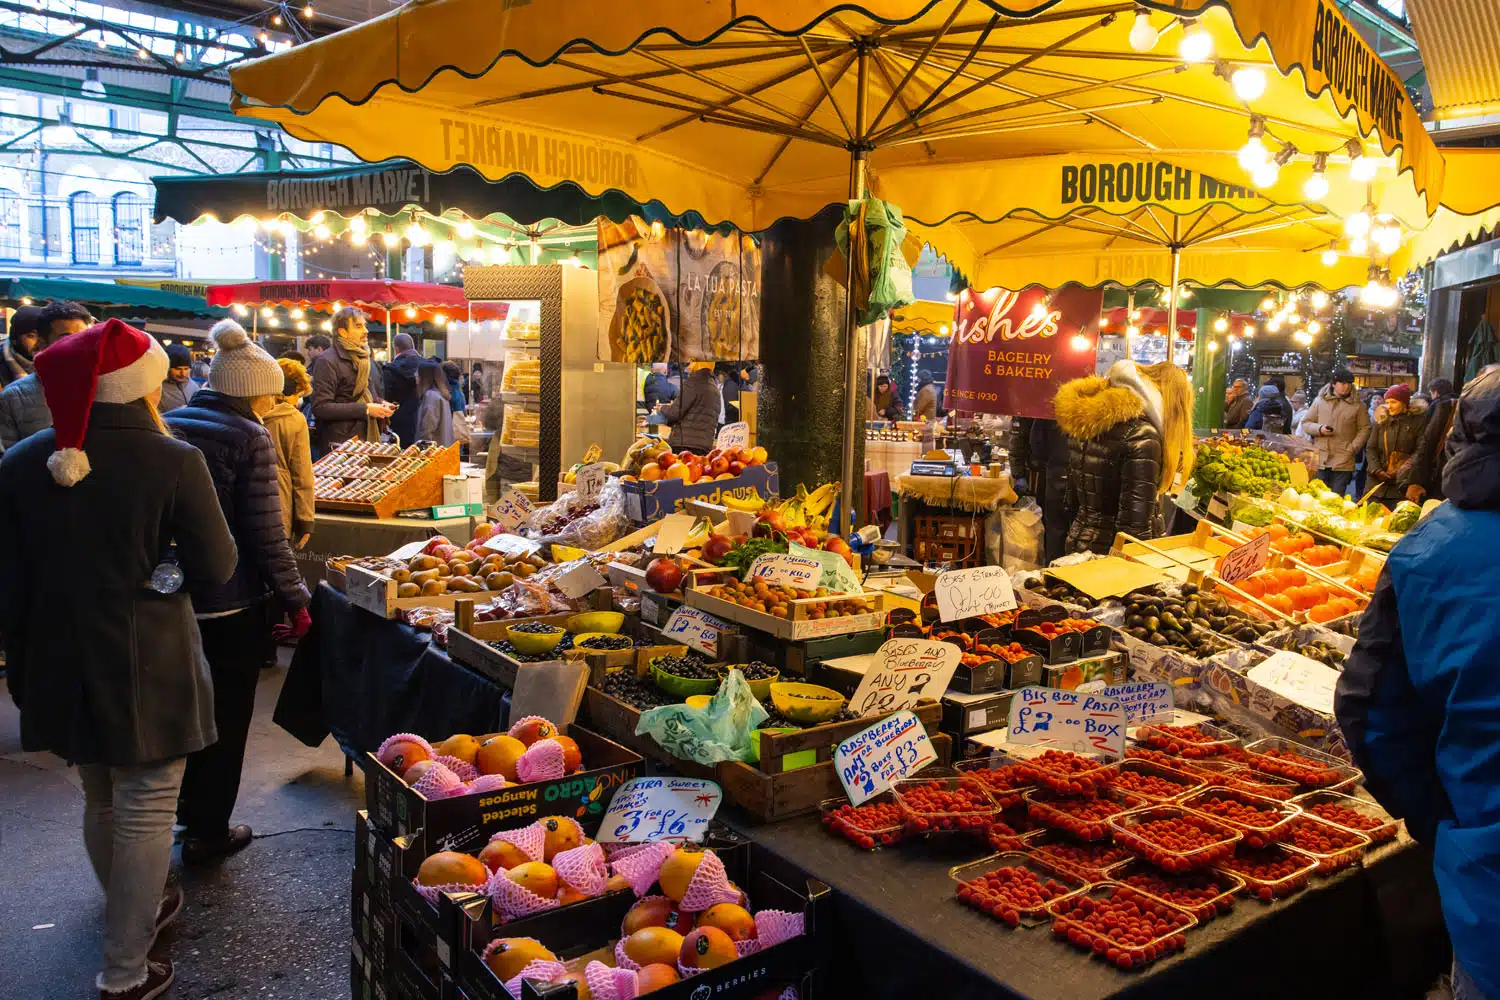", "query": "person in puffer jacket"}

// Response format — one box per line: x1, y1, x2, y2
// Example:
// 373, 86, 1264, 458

1335, 366, 1500, 1000
1054, 360, 1195, 554
164, 319, 311, 866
